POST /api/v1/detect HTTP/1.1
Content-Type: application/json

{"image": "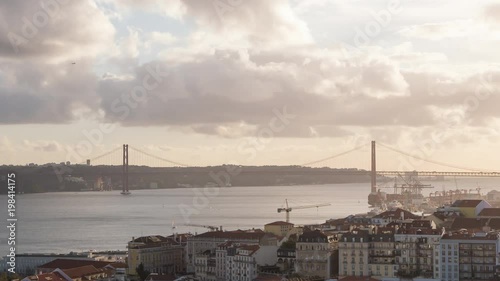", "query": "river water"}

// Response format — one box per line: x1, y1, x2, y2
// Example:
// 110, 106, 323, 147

1, 179, 499, 255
